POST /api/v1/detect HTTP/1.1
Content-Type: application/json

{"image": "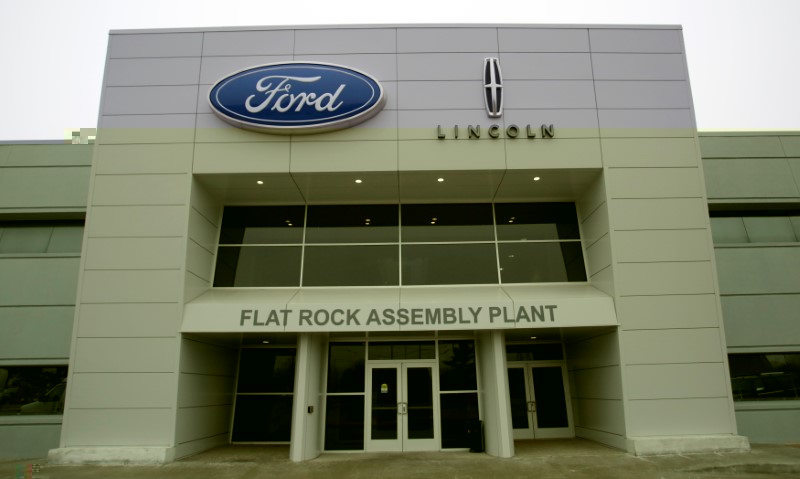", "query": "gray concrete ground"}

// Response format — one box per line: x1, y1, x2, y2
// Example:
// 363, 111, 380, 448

3, 439, 800, 479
